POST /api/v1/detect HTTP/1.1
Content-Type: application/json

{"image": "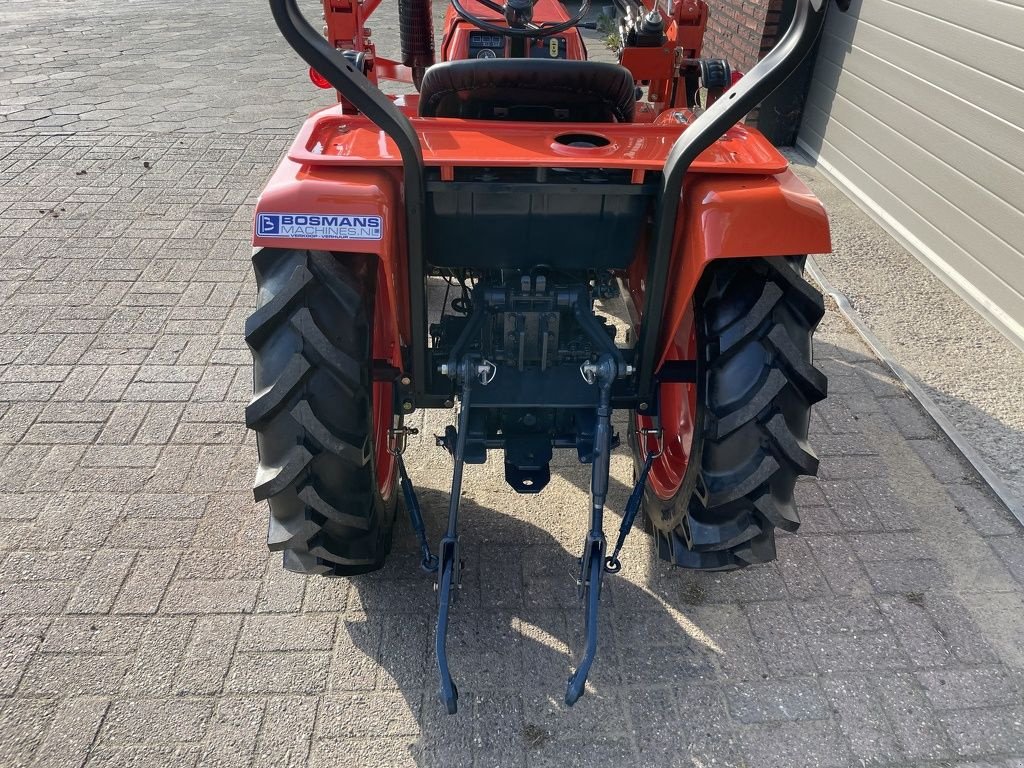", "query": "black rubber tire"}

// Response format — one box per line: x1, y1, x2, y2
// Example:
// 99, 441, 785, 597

245, 248, 397, 576
642, 256, 827, 570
